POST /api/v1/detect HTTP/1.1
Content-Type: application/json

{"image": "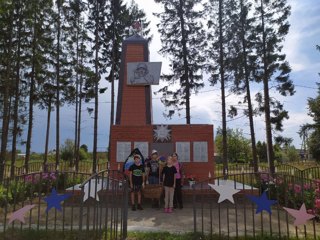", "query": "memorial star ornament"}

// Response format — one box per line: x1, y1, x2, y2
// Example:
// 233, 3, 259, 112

44, 188, 71, 213
8, 204, 36, 224
283, 203, 315, 226
83, 179, 103, 202
208, 183, 241, 204
153, 125, 171, 142
247, 191, 277, 214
